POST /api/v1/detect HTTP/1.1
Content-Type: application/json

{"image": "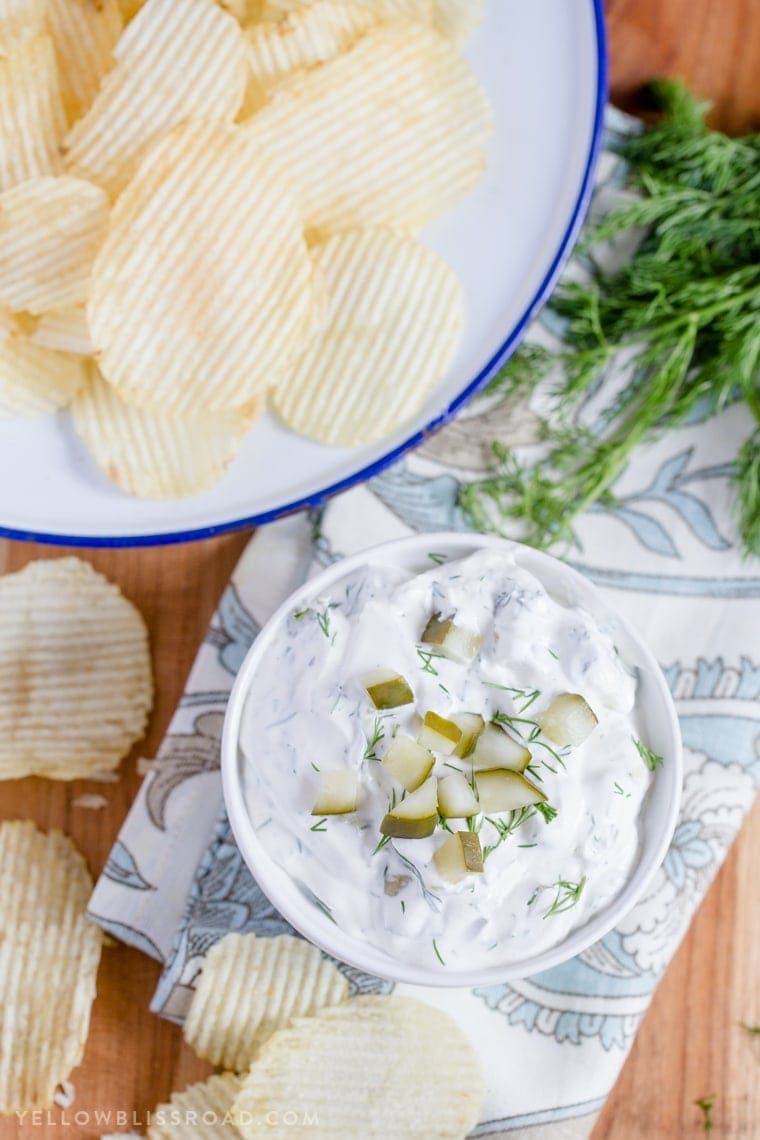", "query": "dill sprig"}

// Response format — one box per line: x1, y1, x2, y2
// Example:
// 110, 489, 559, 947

542, 875, 587, 919
633, 736, 664, 771
363, 717, 384, 762
416, 646, 443, 675
460, 80, 760, 555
